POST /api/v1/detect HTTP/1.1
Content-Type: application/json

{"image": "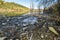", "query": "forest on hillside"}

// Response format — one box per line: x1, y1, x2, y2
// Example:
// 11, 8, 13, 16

0, 0, 29, 16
